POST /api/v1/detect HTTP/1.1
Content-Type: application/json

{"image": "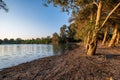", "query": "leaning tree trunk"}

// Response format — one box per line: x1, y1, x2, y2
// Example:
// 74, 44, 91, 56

108, 24, 118, 47
86, 11, 94, 49
87, 2, 120, 55
87, 33, 98, 56
86, 31, 90, 49
87, 2, 102, 56
116, 32, 119, 45
102, 27, 108, 45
